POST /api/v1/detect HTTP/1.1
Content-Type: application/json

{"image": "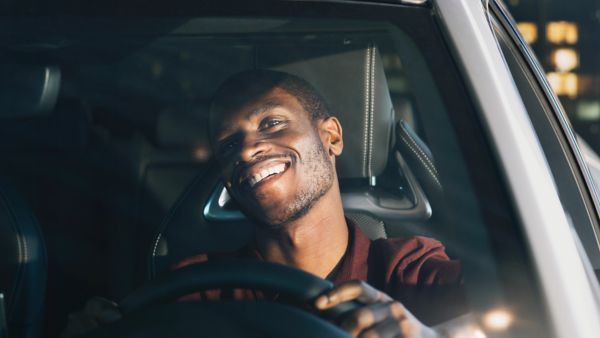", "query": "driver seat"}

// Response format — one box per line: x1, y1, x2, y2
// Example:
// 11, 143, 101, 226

148, 43, 436, 278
